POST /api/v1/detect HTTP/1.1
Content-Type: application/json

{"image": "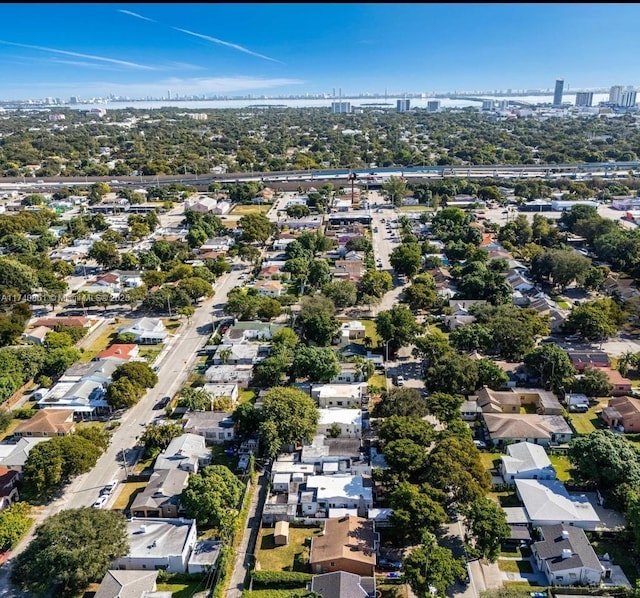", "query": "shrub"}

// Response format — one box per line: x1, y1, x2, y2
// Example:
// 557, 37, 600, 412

251, 571, 314, 589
